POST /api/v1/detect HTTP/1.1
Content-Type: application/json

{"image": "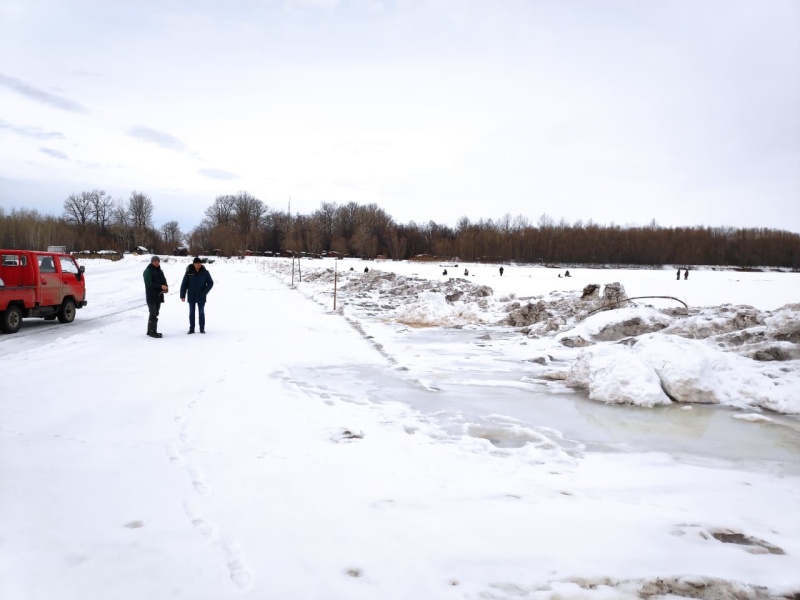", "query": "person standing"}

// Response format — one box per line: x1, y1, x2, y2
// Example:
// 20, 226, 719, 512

676, 268, 681, 280
180, 257, 214, 334
143, 256, 168, 338
684, 269, 689, 280
499, 266, 504, 276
